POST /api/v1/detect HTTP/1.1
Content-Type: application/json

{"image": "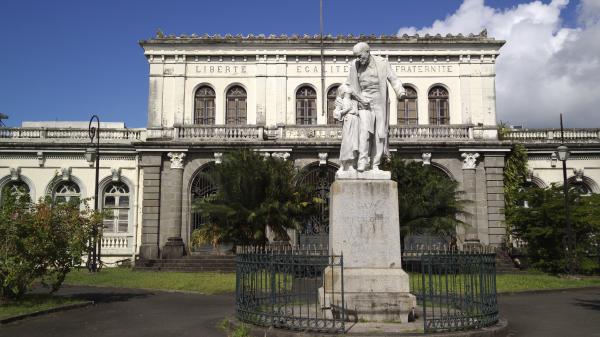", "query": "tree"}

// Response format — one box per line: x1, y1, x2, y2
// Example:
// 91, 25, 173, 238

0, 191, 99, 300
383, 156, 468, 244
193, 149, 321, 248
508, 185, 600, 274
